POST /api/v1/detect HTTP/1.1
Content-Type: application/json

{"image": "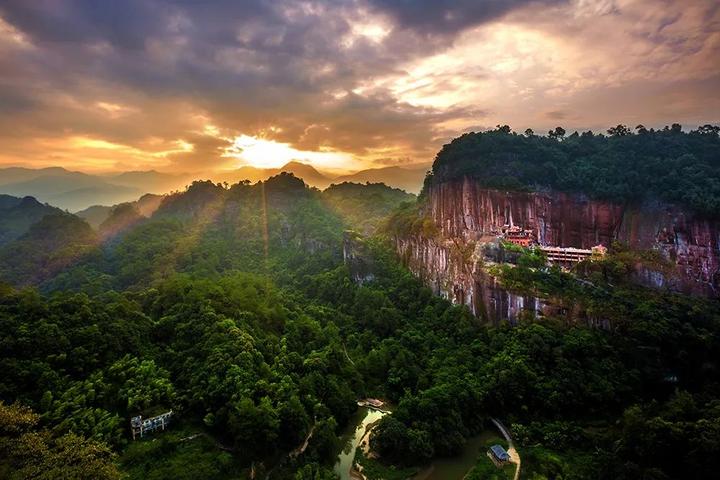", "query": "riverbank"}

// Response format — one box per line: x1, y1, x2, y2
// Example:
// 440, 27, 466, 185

336, 404, 521, 480
334, 407, 388, 480
412, 431, 498, 480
